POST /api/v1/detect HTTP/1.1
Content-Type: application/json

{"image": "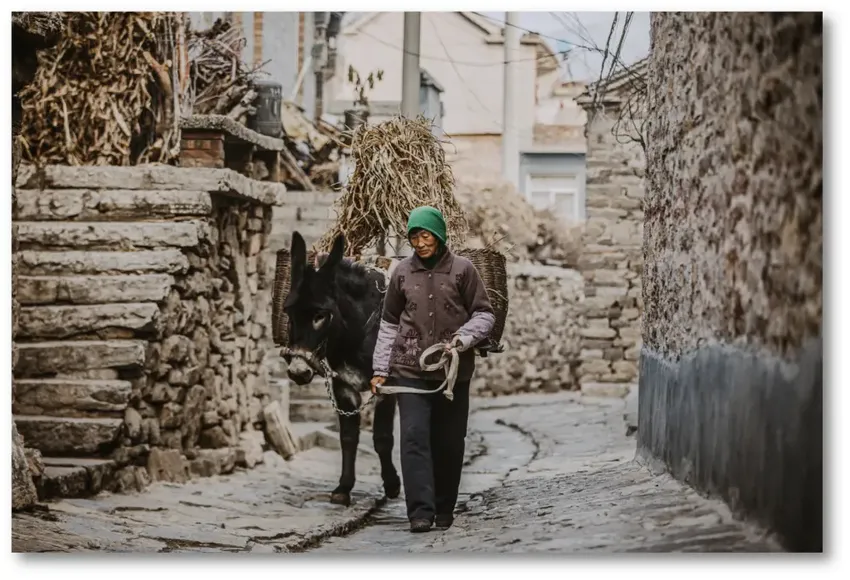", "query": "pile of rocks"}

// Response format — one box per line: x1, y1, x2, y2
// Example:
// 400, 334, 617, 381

129, 200, 276, 455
